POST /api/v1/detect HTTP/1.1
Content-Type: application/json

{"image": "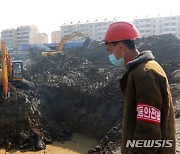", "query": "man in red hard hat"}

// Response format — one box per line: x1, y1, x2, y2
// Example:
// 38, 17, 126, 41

104, 22, 176, 154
